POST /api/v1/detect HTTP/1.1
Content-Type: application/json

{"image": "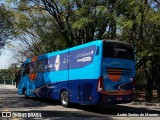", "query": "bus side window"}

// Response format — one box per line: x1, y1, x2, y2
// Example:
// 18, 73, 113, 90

24, 63, 30, 75
96, 46, 99, 55
36, 60, 43, 72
